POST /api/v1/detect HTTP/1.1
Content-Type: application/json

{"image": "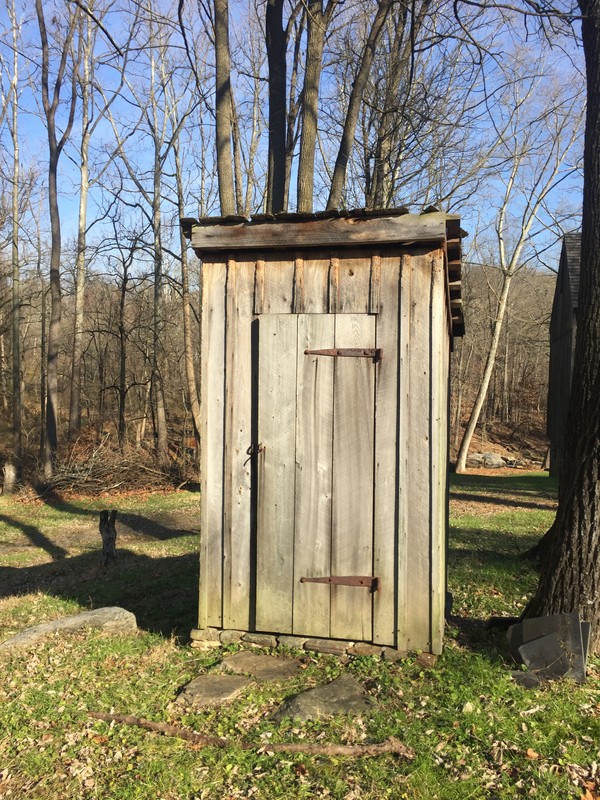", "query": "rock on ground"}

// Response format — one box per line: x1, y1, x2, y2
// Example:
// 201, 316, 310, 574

221, 651, 304, 681
0, 607, 137, 650
272, 674, 374, 722
176, 674, 254, 708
